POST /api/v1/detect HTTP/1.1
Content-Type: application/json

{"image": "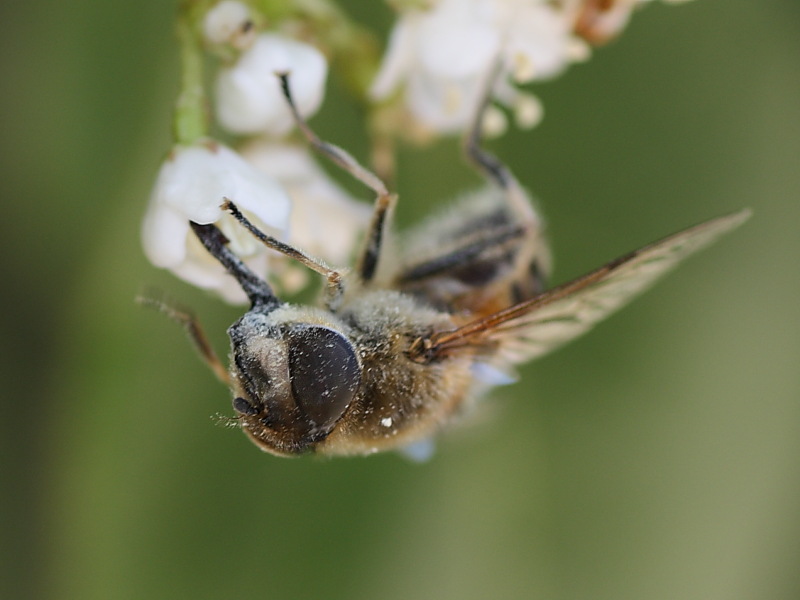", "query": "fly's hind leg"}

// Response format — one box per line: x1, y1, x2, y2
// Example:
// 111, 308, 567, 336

394, 192, 548, 316
277, 73, 396, 284
393, 70, 551, 313
220, 199, 345, 308
463, 72, 538, 224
